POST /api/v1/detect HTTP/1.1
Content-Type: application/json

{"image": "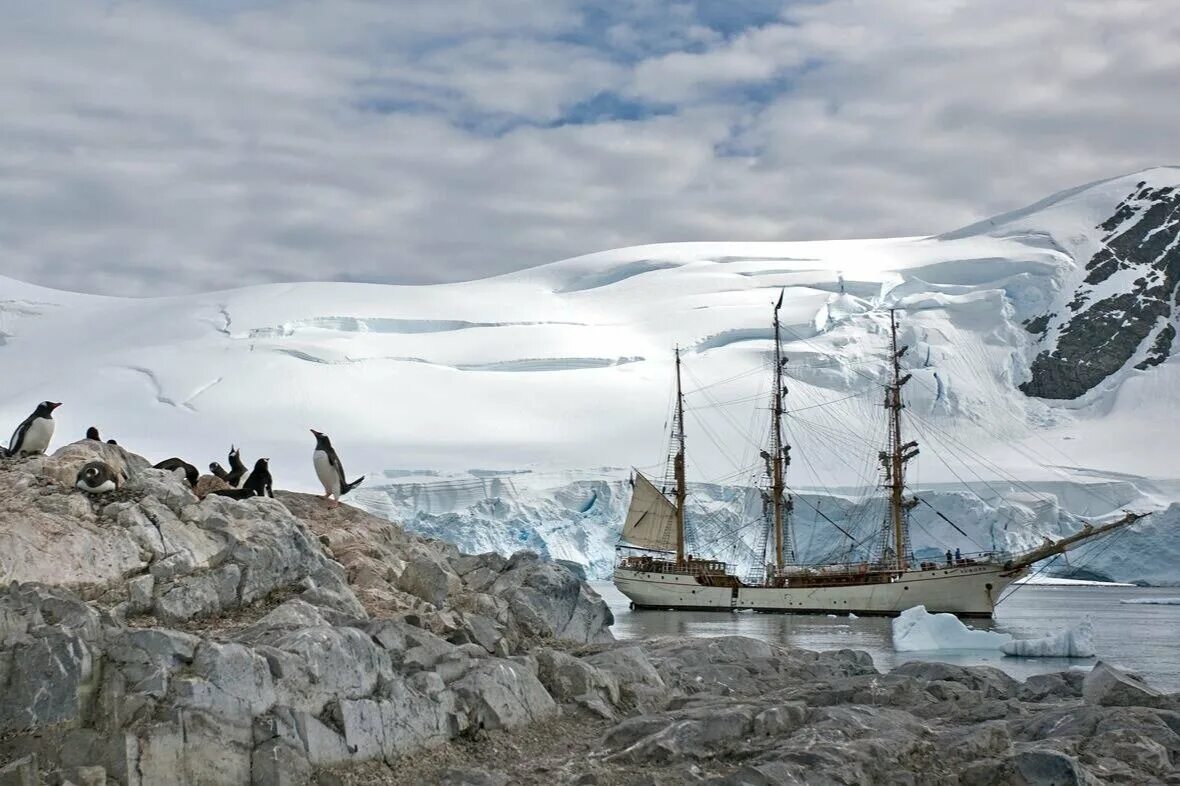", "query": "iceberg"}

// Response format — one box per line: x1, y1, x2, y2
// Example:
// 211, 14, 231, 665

892, 605, 1013, 652
1119, 597, 1180, 605
1001, 618, 1095, 658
